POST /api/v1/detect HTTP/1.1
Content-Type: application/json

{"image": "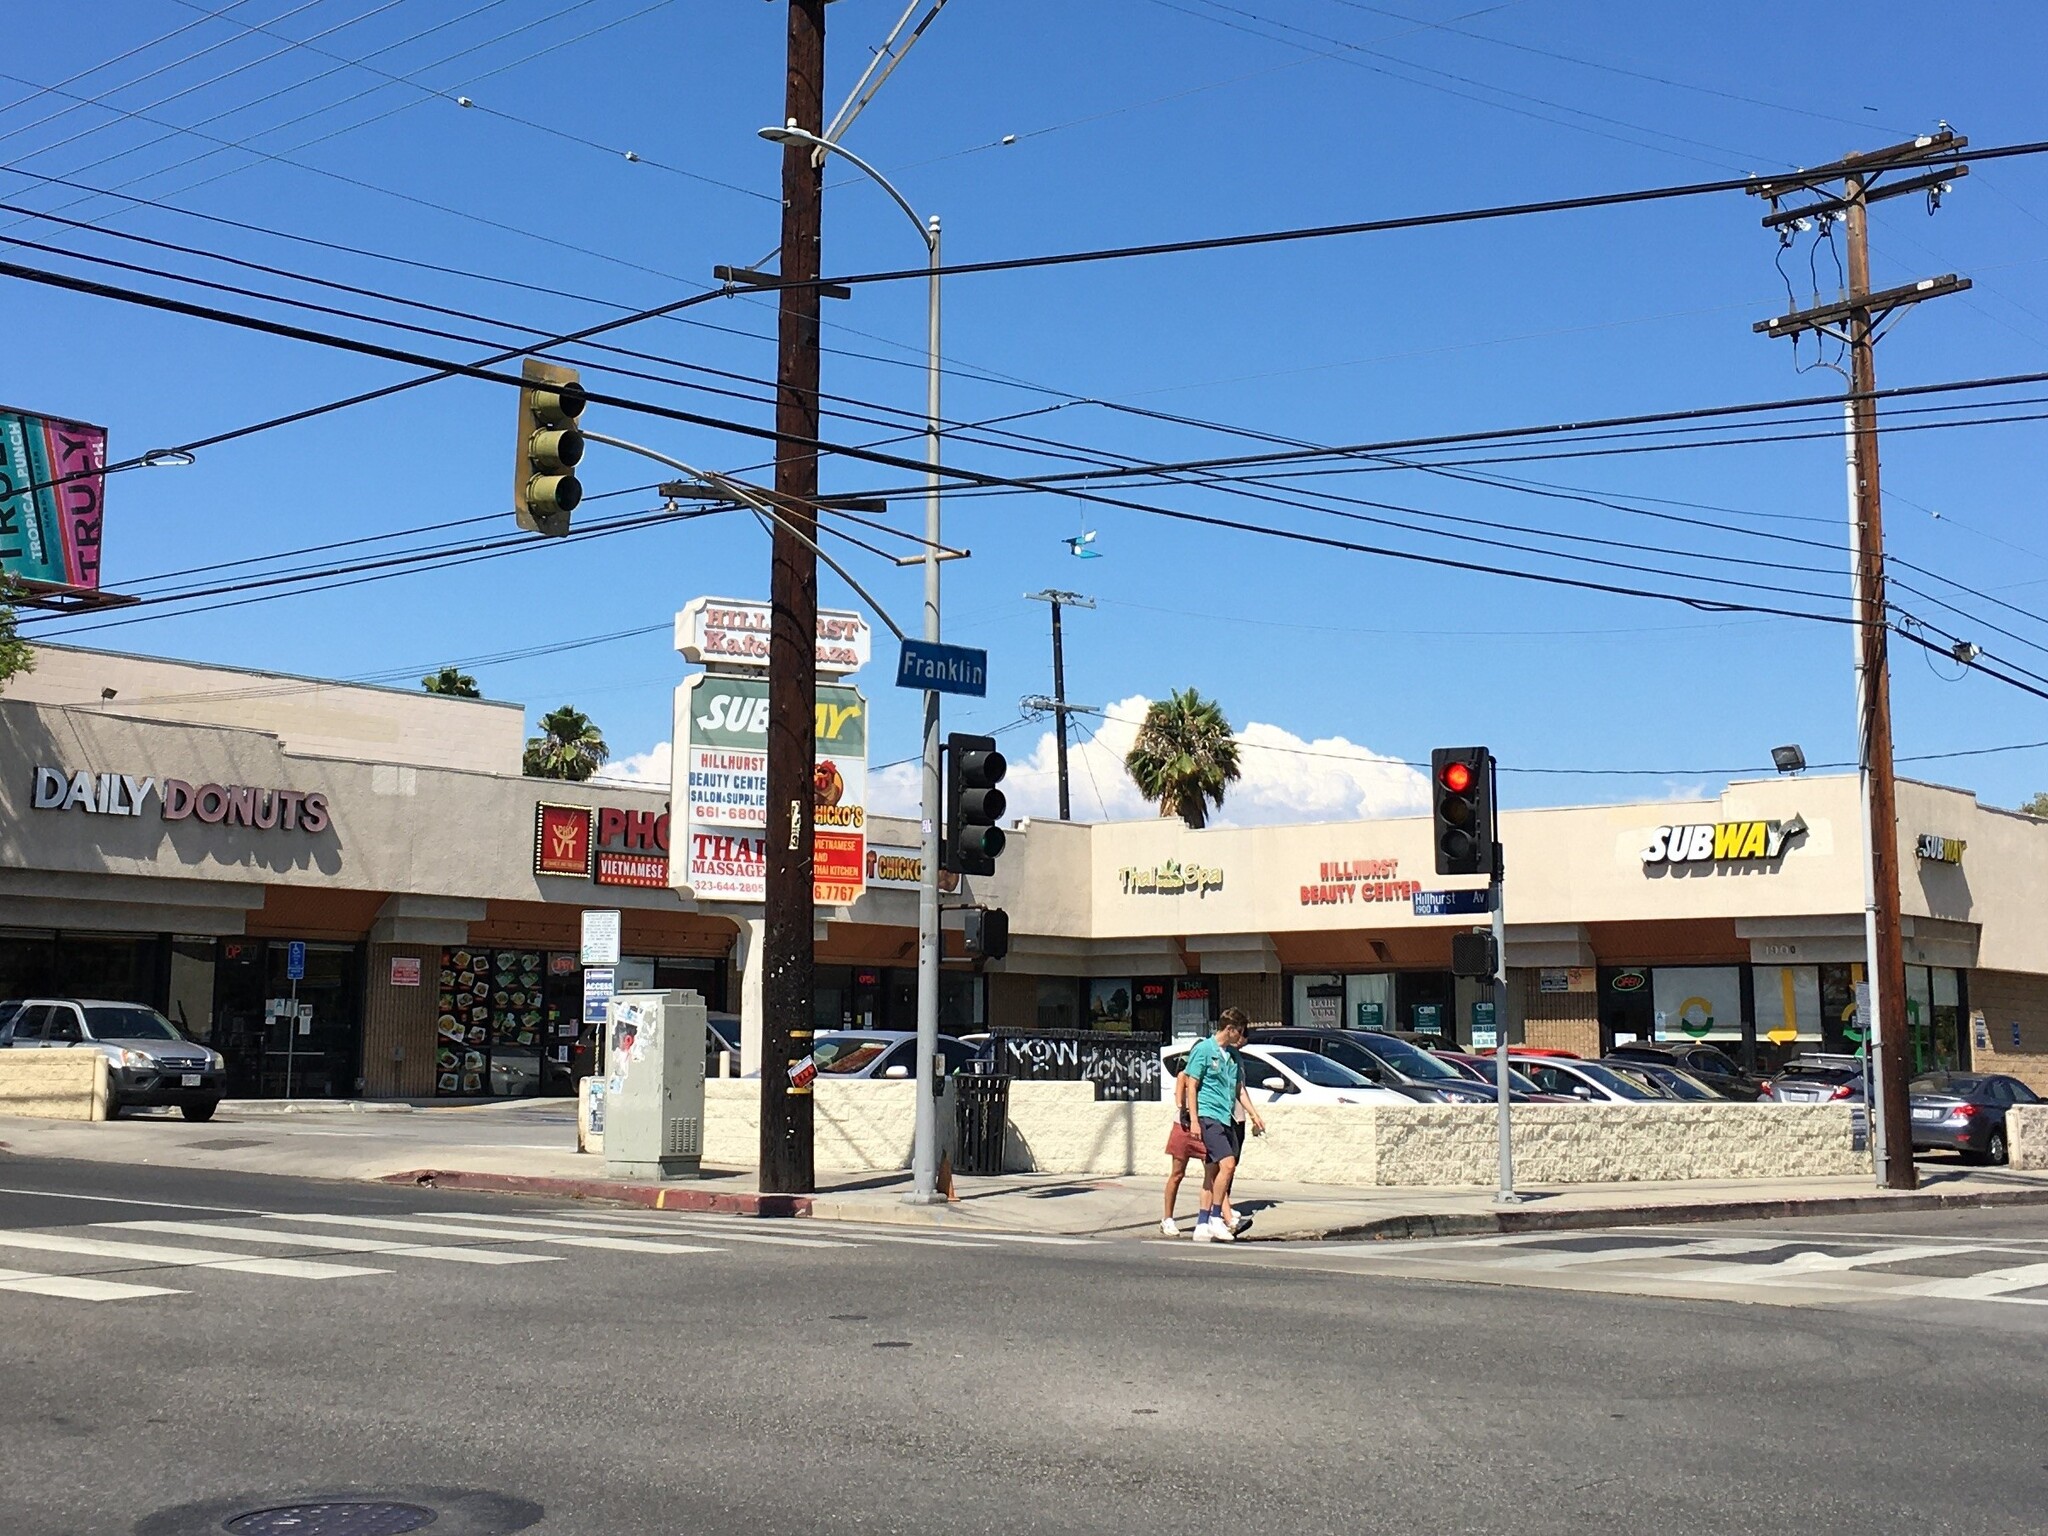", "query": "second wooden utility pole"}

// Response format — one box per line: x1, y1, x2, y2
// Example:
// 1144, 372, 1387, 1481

1026, 589, 1093, 821
1752, 131, 1971, 1193
761, 0, 827, 1195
